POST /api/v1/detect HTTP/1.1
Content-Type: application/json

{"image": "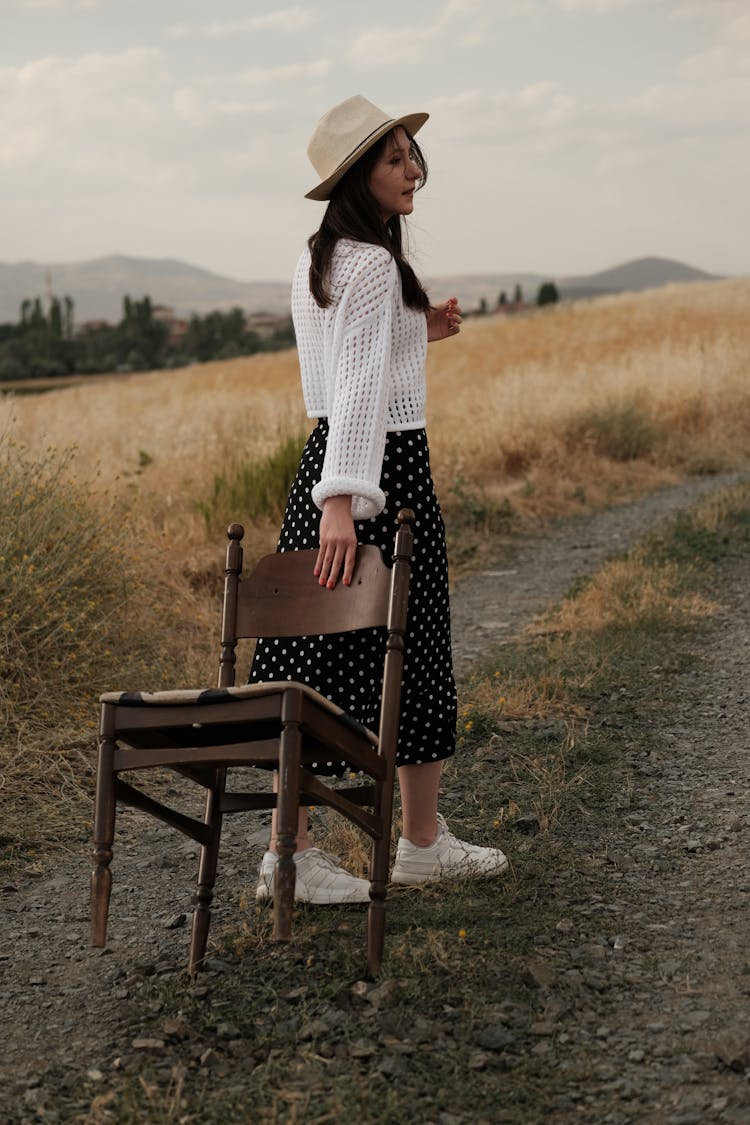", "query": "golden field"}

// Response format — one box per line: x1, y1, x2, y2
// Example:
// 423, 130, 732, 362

4, 277, 749, 544
1, 276, 749, 852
